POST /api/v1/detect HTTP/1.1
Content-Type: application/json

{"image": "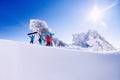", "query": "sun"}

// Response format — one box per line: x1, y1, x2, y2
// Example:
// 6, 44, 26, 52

89, 0, 119, 22
89, 6, 103, 22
